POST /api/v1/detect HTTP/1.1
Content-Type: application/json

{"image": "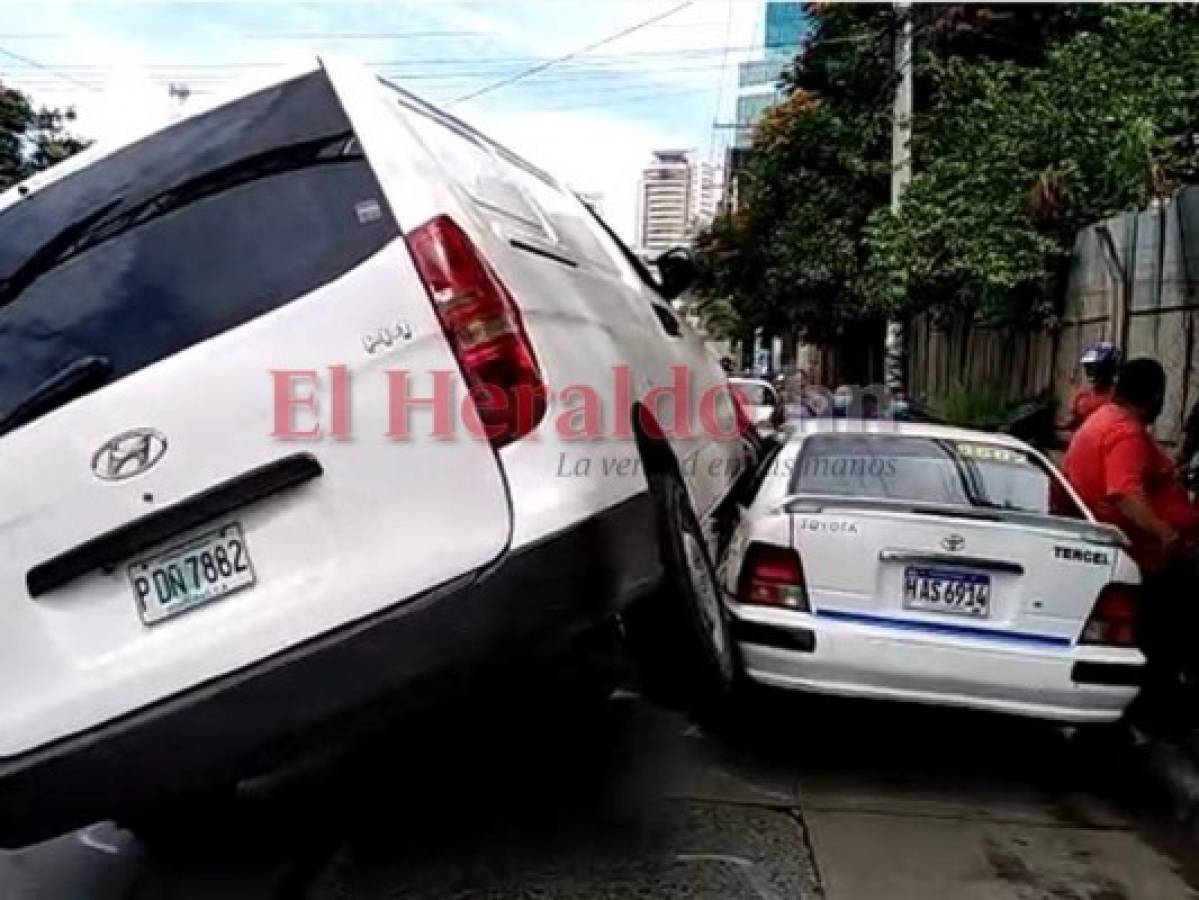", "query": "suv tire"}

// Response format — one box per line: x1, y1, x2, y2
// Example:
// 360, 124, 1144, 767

624, 470, 737, 713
